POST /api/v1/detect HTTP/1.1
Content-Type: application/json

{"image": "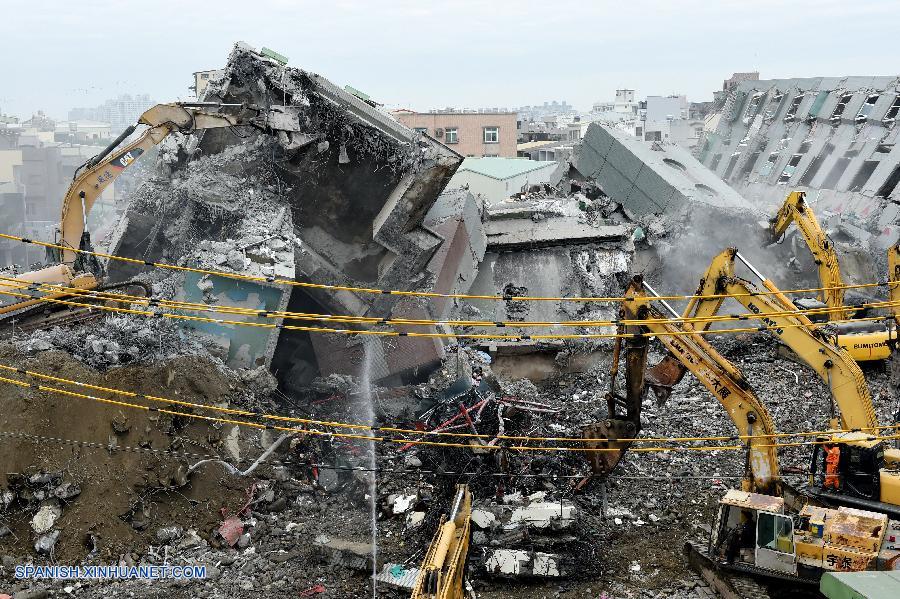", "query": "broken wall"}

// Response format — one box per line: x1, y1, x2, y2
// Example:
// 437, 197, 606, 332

462, 194, 632, 356
570, 122, 804, 295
